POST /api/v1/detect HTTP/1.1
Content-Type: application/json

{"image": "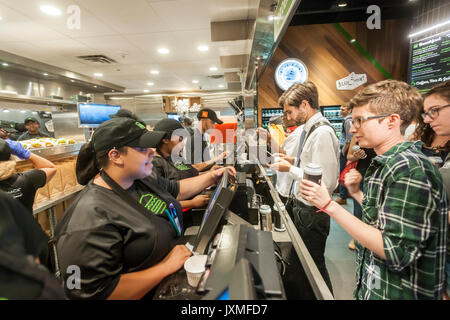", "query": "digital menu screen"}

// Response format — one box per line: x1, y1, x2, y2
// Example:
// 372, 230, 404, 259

409, 31, 450, 93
